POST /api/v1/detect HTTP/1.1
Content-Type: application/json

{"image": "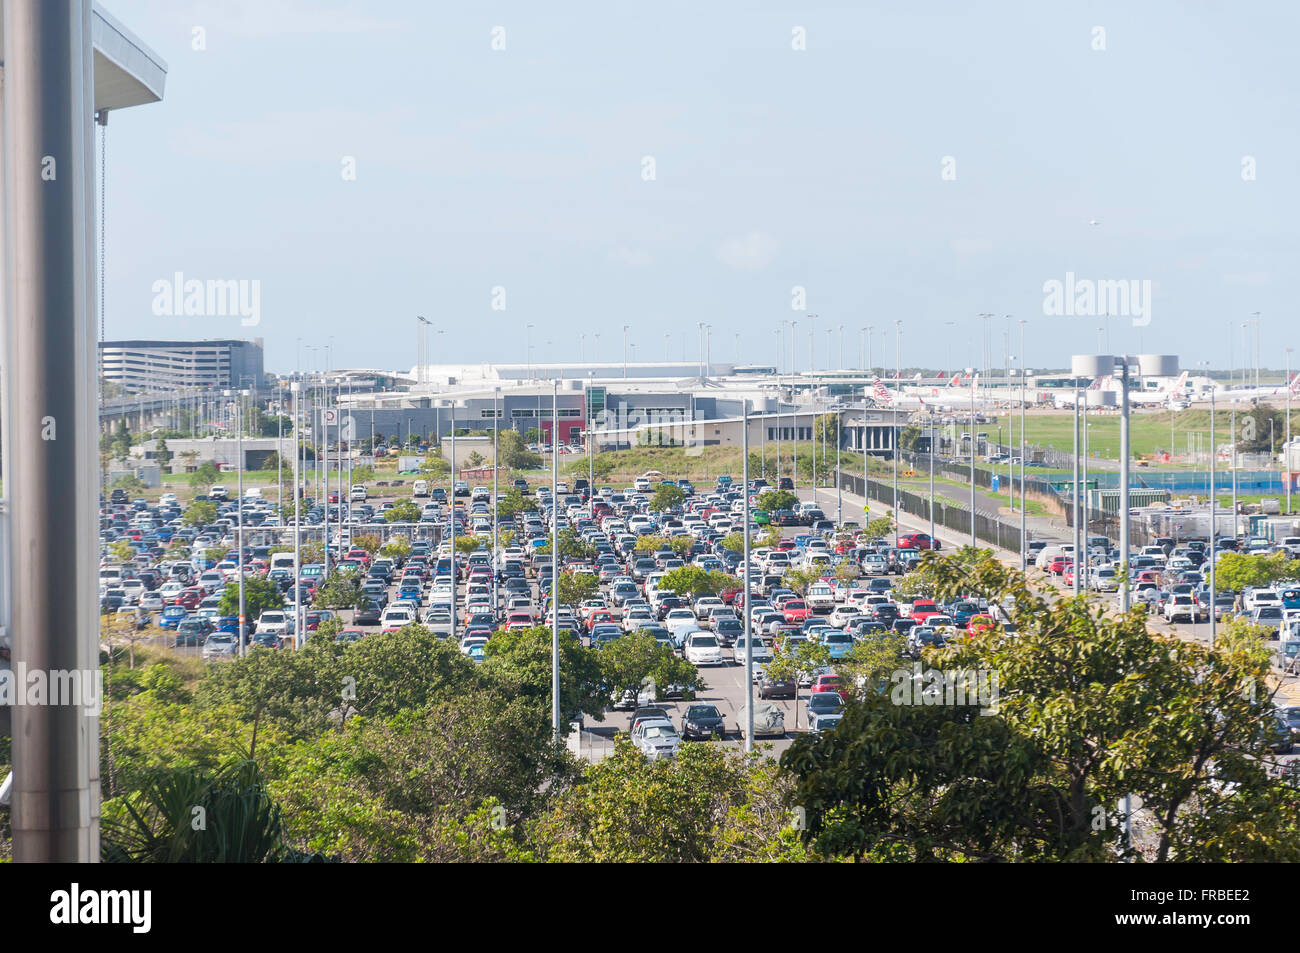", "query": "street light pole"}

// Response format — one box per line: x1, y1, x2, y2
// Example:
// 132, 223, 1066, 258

969, 371, 977, 548
623, 324, 630, 380
1073, 381, 1081, 596
1018, 323, 1028, 570
1288, 348, 1294, 517
1198, 362, 1217, 645
291, 382, 302, 645
743, 401, 754, 752
893, 321, 900, 548
551, 379, 561, 741
237, 389, 247, 655
493, 386, 499, 612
